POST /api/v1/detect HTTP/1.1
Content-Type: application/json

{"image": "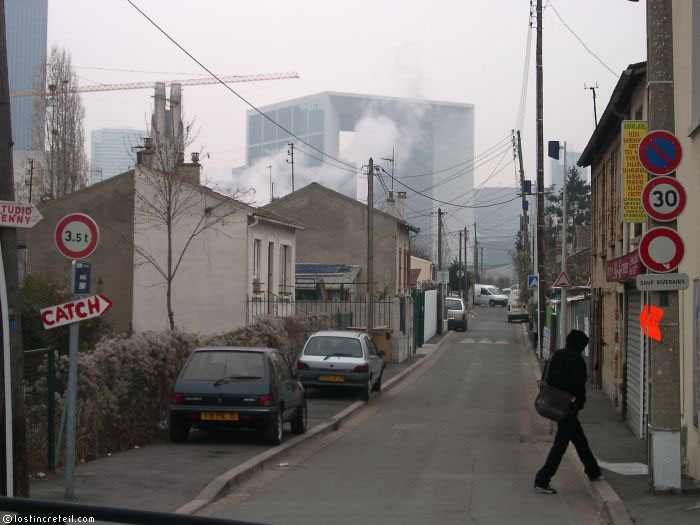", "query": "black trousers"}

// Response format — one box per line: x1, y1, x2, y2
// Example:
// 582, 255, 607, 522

535, 414, 600, 485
